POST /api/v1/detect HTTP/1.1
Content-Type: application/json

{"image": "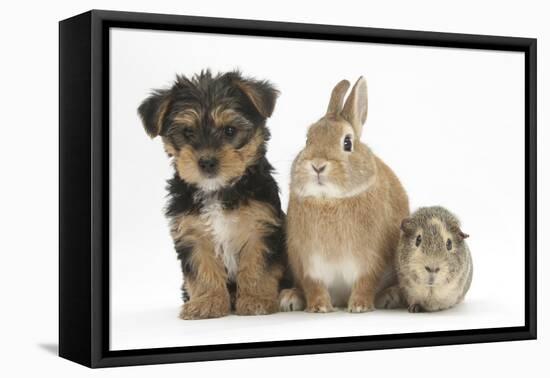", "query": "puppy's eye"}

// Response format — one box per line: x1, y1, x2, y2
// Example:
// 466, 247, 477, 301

446, 239, 452, 251
182, 127, 195, 138
224, 126, 237, 138
343, 135, 352, 152
415, 235, 422, 247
